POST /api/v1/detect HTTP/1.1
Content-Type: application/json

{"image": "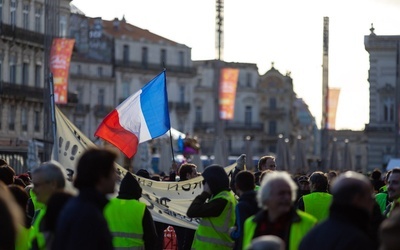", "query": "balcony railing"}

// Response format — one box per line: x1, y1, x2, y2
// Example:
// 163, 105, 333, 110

260, 107, 286, 118
75, 104, 90, 115
0, 22, 45, 46
168, 101, 190, 113
0, 81, 43, 100
225, 122, 264, 131
115, 60, 196, 74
